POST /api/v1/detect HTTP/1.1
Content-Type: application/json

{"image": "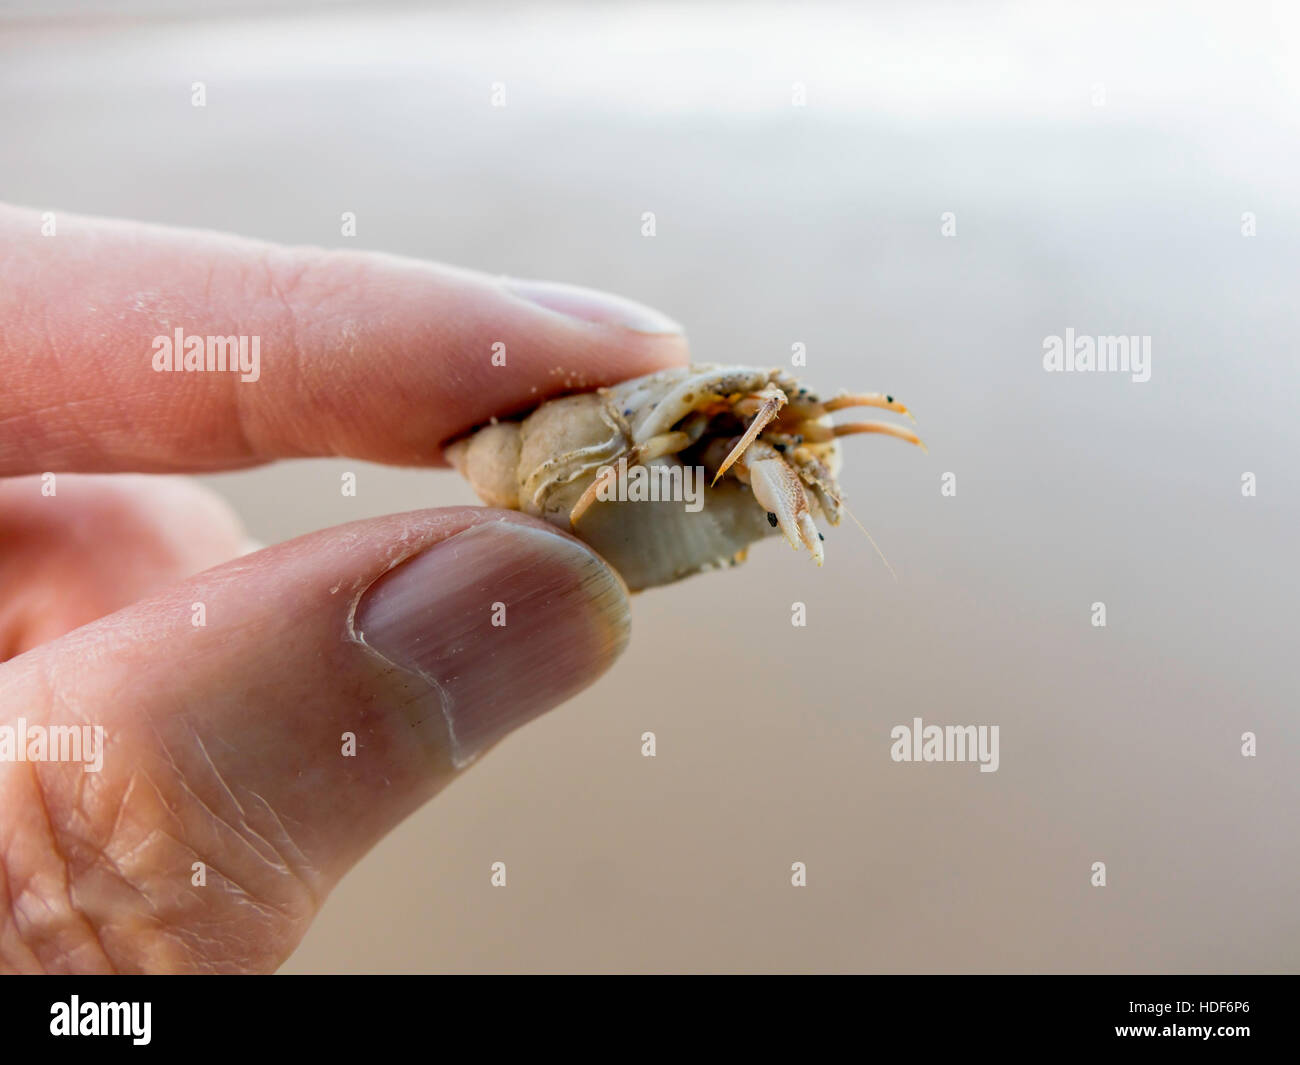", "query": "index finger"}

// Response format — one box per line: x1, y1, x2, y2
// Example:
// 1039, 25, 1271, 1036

0, 204, 689, 475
